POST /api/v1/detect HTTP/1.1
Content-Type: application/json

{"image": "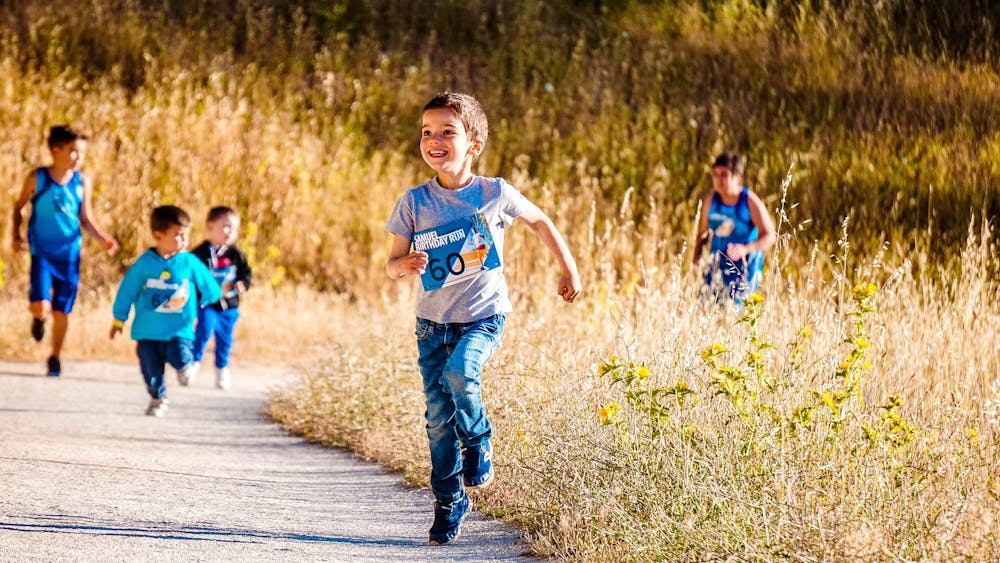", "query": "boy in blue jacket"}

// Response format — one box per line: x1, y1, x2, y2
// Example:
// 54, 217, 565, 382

110, 205, 221, 417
